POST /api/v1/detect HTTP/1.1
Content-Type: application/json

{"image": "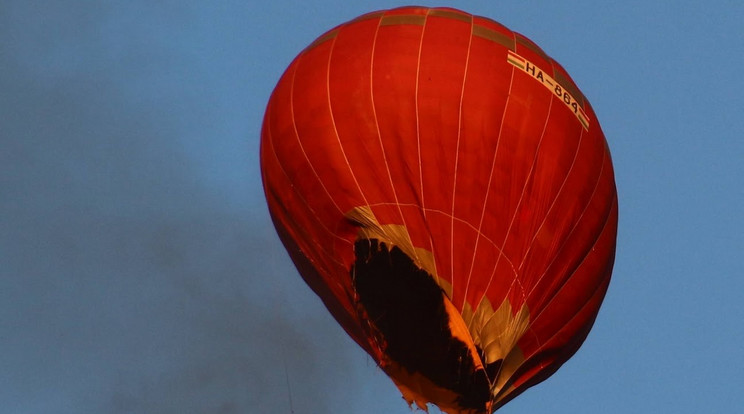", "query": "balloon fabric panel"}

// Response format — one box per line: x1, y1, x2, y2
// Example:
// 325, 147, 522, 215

261, 6, 617, 413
